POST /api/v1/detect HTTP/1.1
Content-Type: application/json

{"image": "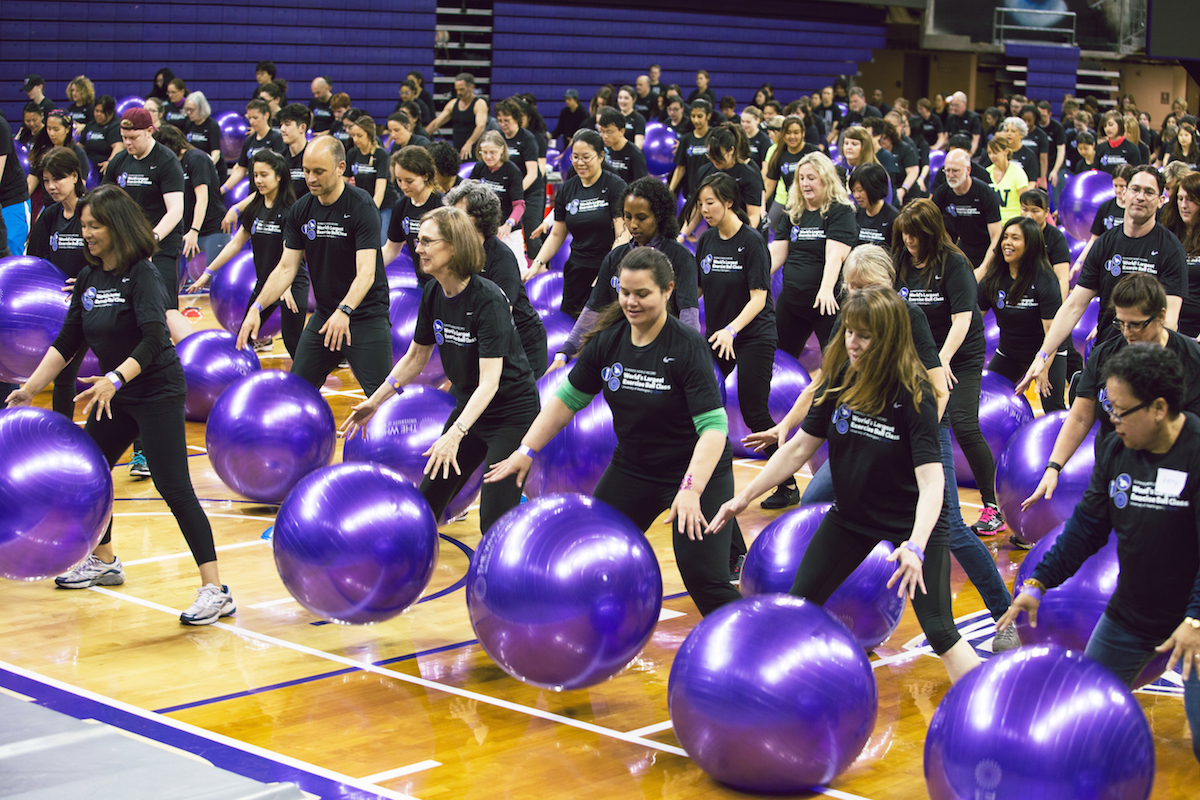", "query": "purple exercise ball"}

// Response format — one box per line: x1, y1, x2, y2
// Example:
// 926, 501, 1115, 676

1059, 170, 1116, 242
0, 407, 114, 582
1013, 524, 1169, 688
540, 309, 574, 365
548, 232, 572, 271
273, 462, 439, 624
1071, 296, 1100, 356
115, 96, 144, 116
950, 371, 1033, 488
386, 248, 420, 290
525, 270, 564, 317
983, 311, 999, 361
75, 349, 102, 394
387, 287, 446, 385
209, 251, 282, 339
642, 123, 678, 177
925, 646, 1154, 800
669, 595, 877, 792
205, 370, 336, 504
466, 494, 663, 690
218, 112, 248, 162
995, 410, 1096, 543
457, 161, 475, 180
0, 256, 70, 383
185, 251, 208, 282
224, 178, 251, 210
341, 385, 482, 523
927, 149, 945, 187
176, 330, 262, 422
741, 503, 905, 649
724, 350, 811, 458
523, 369, 616, 498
